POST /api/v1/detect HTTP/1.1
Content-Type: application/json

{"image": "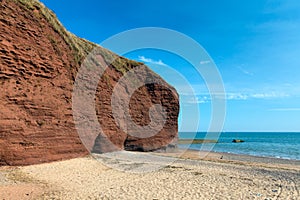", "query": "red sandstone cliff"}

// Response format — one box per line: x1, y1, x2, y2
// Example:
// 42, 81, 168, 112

0, 0, 179, 166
